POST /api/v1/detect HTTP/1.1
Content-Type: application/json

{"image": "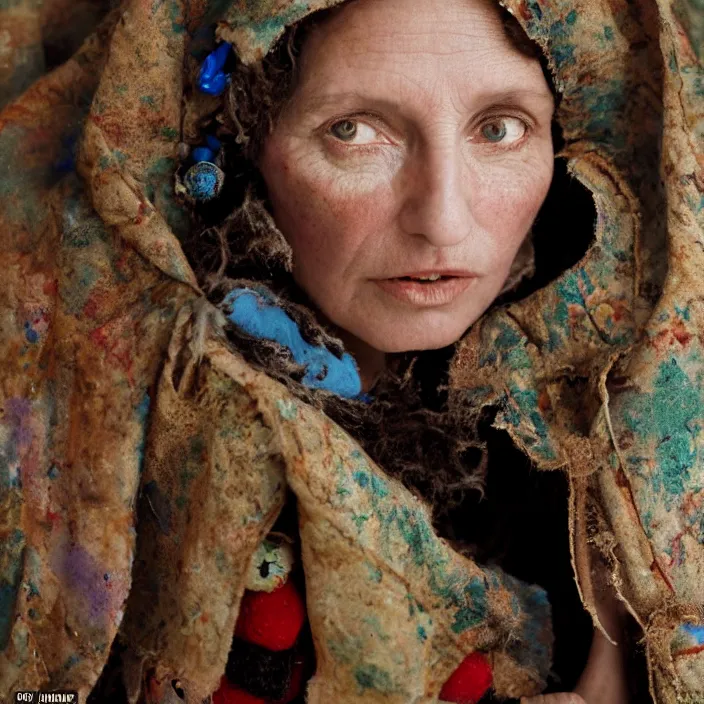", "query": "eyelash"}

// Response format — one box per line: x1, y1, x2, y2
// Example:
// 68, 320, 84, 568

322, 112, 533, 151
